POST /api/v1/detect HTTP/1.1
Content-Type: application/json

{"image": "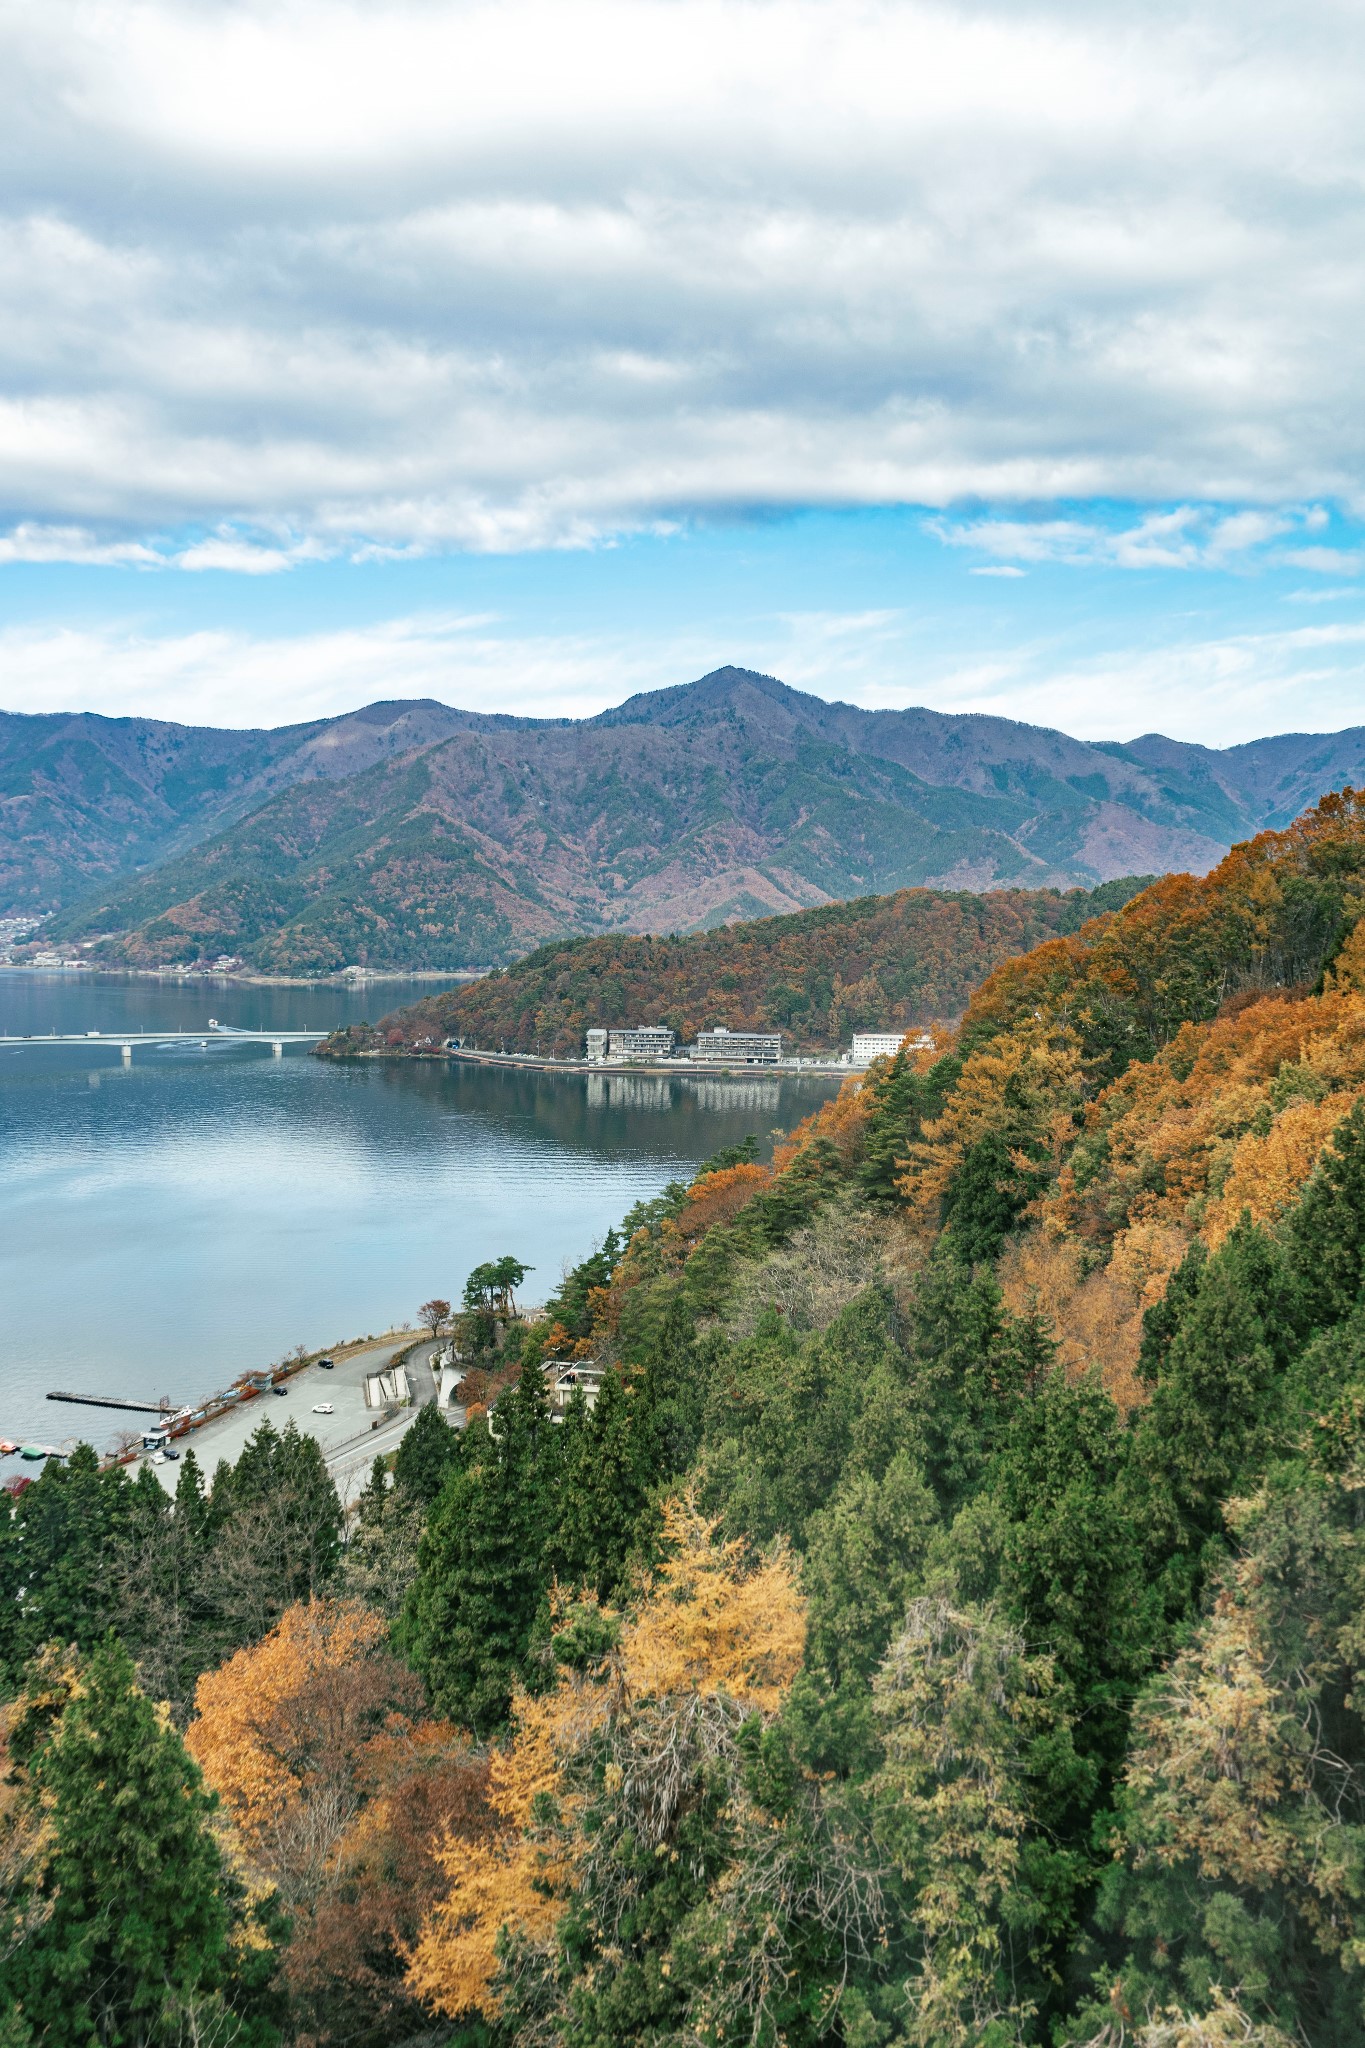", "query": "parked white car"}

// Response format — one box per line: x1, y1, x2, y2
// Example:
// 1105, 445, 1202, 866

312, 1402, 334, 1415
